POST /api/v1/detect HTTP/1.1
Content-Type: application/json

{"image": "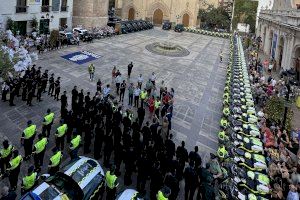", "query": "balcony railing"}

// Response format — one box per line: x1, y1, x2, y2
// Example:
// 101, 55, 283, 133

41, 5, 51, 12
61, 6, 68, 12
16, 6, 28, 13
